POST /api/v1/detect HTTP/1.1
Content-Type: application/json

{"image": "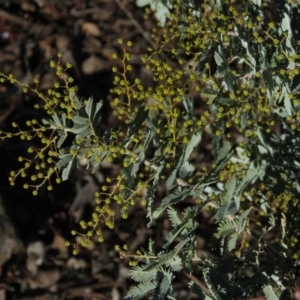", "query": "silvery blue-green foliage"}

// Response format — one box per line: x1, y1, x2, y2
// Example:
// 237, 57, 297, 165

119, 0, 300, 298
135, 0, 223, 26
43, 95, 108, 178
136, 0, 173, 26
